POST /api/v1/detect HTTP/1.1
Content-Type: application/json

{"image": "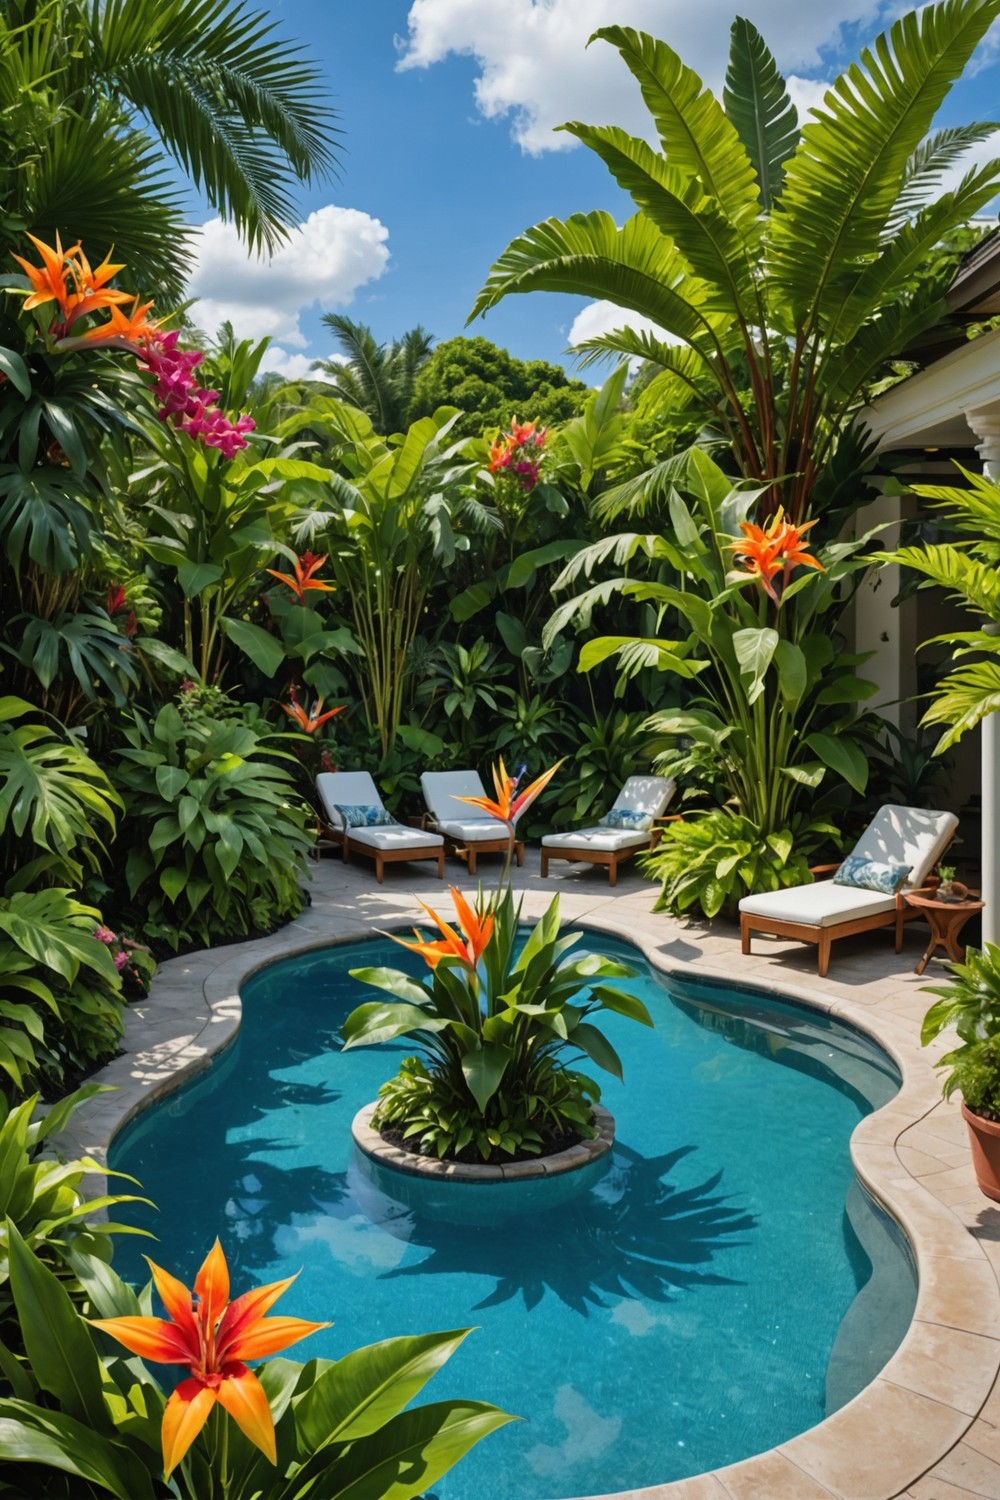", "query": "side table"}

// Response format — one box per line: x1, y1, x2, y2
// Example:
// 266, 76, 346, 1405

902, 887, 984, 975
